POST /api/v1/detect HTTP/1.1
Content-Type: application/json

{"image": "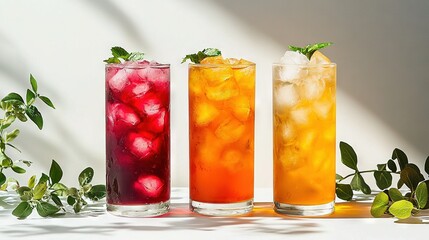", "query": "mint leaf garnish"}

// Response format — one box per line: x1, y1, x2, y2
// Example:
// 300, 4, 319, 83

289, 42, 332, 59
104, 46, 145, 63
181, 48, 222, 64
